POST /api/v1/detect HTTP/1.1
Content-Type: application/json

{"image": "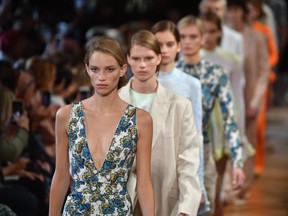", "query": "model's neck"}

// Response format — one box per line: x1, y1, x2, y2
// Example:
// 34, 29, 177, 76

160, 62, 174, 72
91, 90, 121, 112
203, 46, 217, 52
131, 77, 158, 94
230, 21, 244, 32
183, 52, 201, 65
